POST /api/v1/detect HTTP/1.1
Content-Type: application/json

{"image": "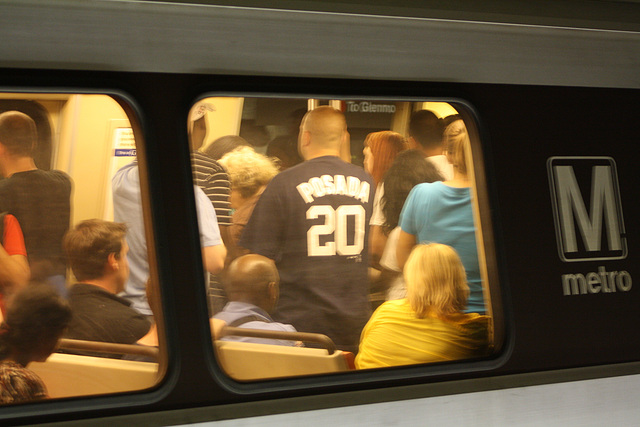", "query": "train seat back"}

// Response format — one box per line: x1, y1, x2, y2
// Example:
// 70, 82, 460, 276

215, 340, 352, 380
30, 353, 159, 398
